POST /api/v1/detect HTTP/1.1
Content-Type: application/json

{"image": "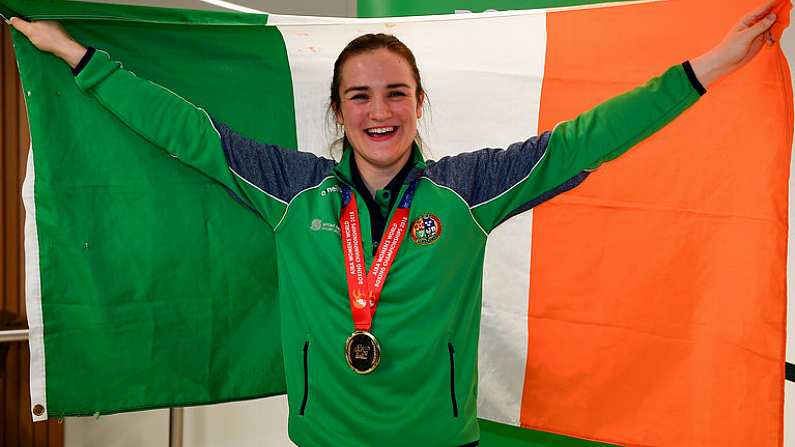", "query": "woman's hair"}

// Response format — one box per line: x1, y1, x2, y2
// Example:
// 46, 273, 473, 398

327, 33, 429, 158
